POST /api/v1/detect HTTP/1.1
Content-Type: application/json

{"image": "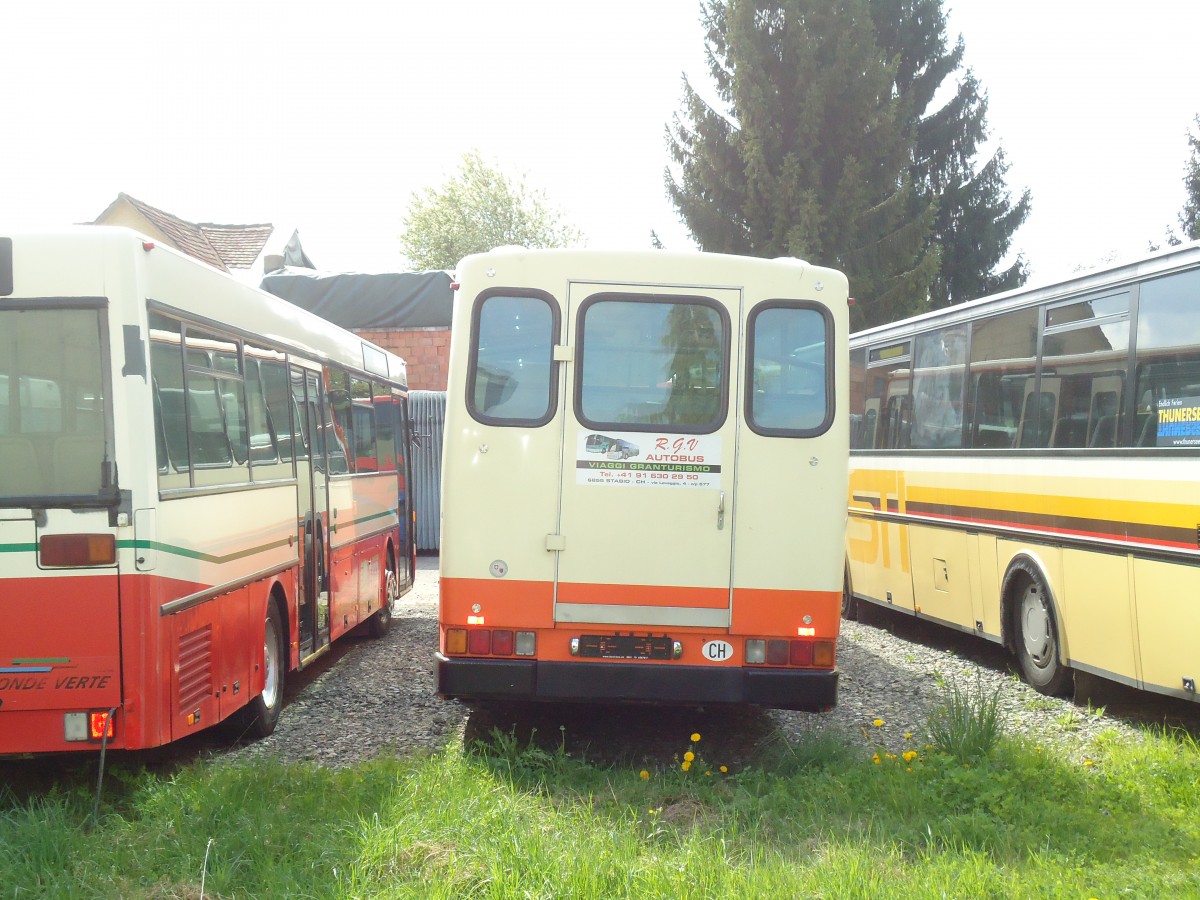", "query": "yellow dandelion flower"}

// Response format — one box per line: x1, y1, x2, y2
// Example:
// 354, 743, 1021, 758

902, 750, 917, 763
690, 732, 701, 743
719, 765, 728, 773
1084, 759, 1094, 767
705, 770, 711, 777
871, 753, 880, 764
639, 770, 649, 780
873, 718, 884, 727
904, 732, 913, 740
681, 760, 692, 771
684, 751, 695, 762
